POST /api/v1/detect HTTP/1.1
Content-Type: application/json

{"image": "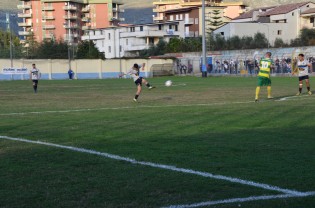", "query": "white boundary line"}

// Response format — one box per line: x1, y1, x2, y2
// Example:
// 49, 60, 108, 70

164, 191, 315, 208
0, 101, 255, 116
275, 94, 310, 102
0, 135, 306, 197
